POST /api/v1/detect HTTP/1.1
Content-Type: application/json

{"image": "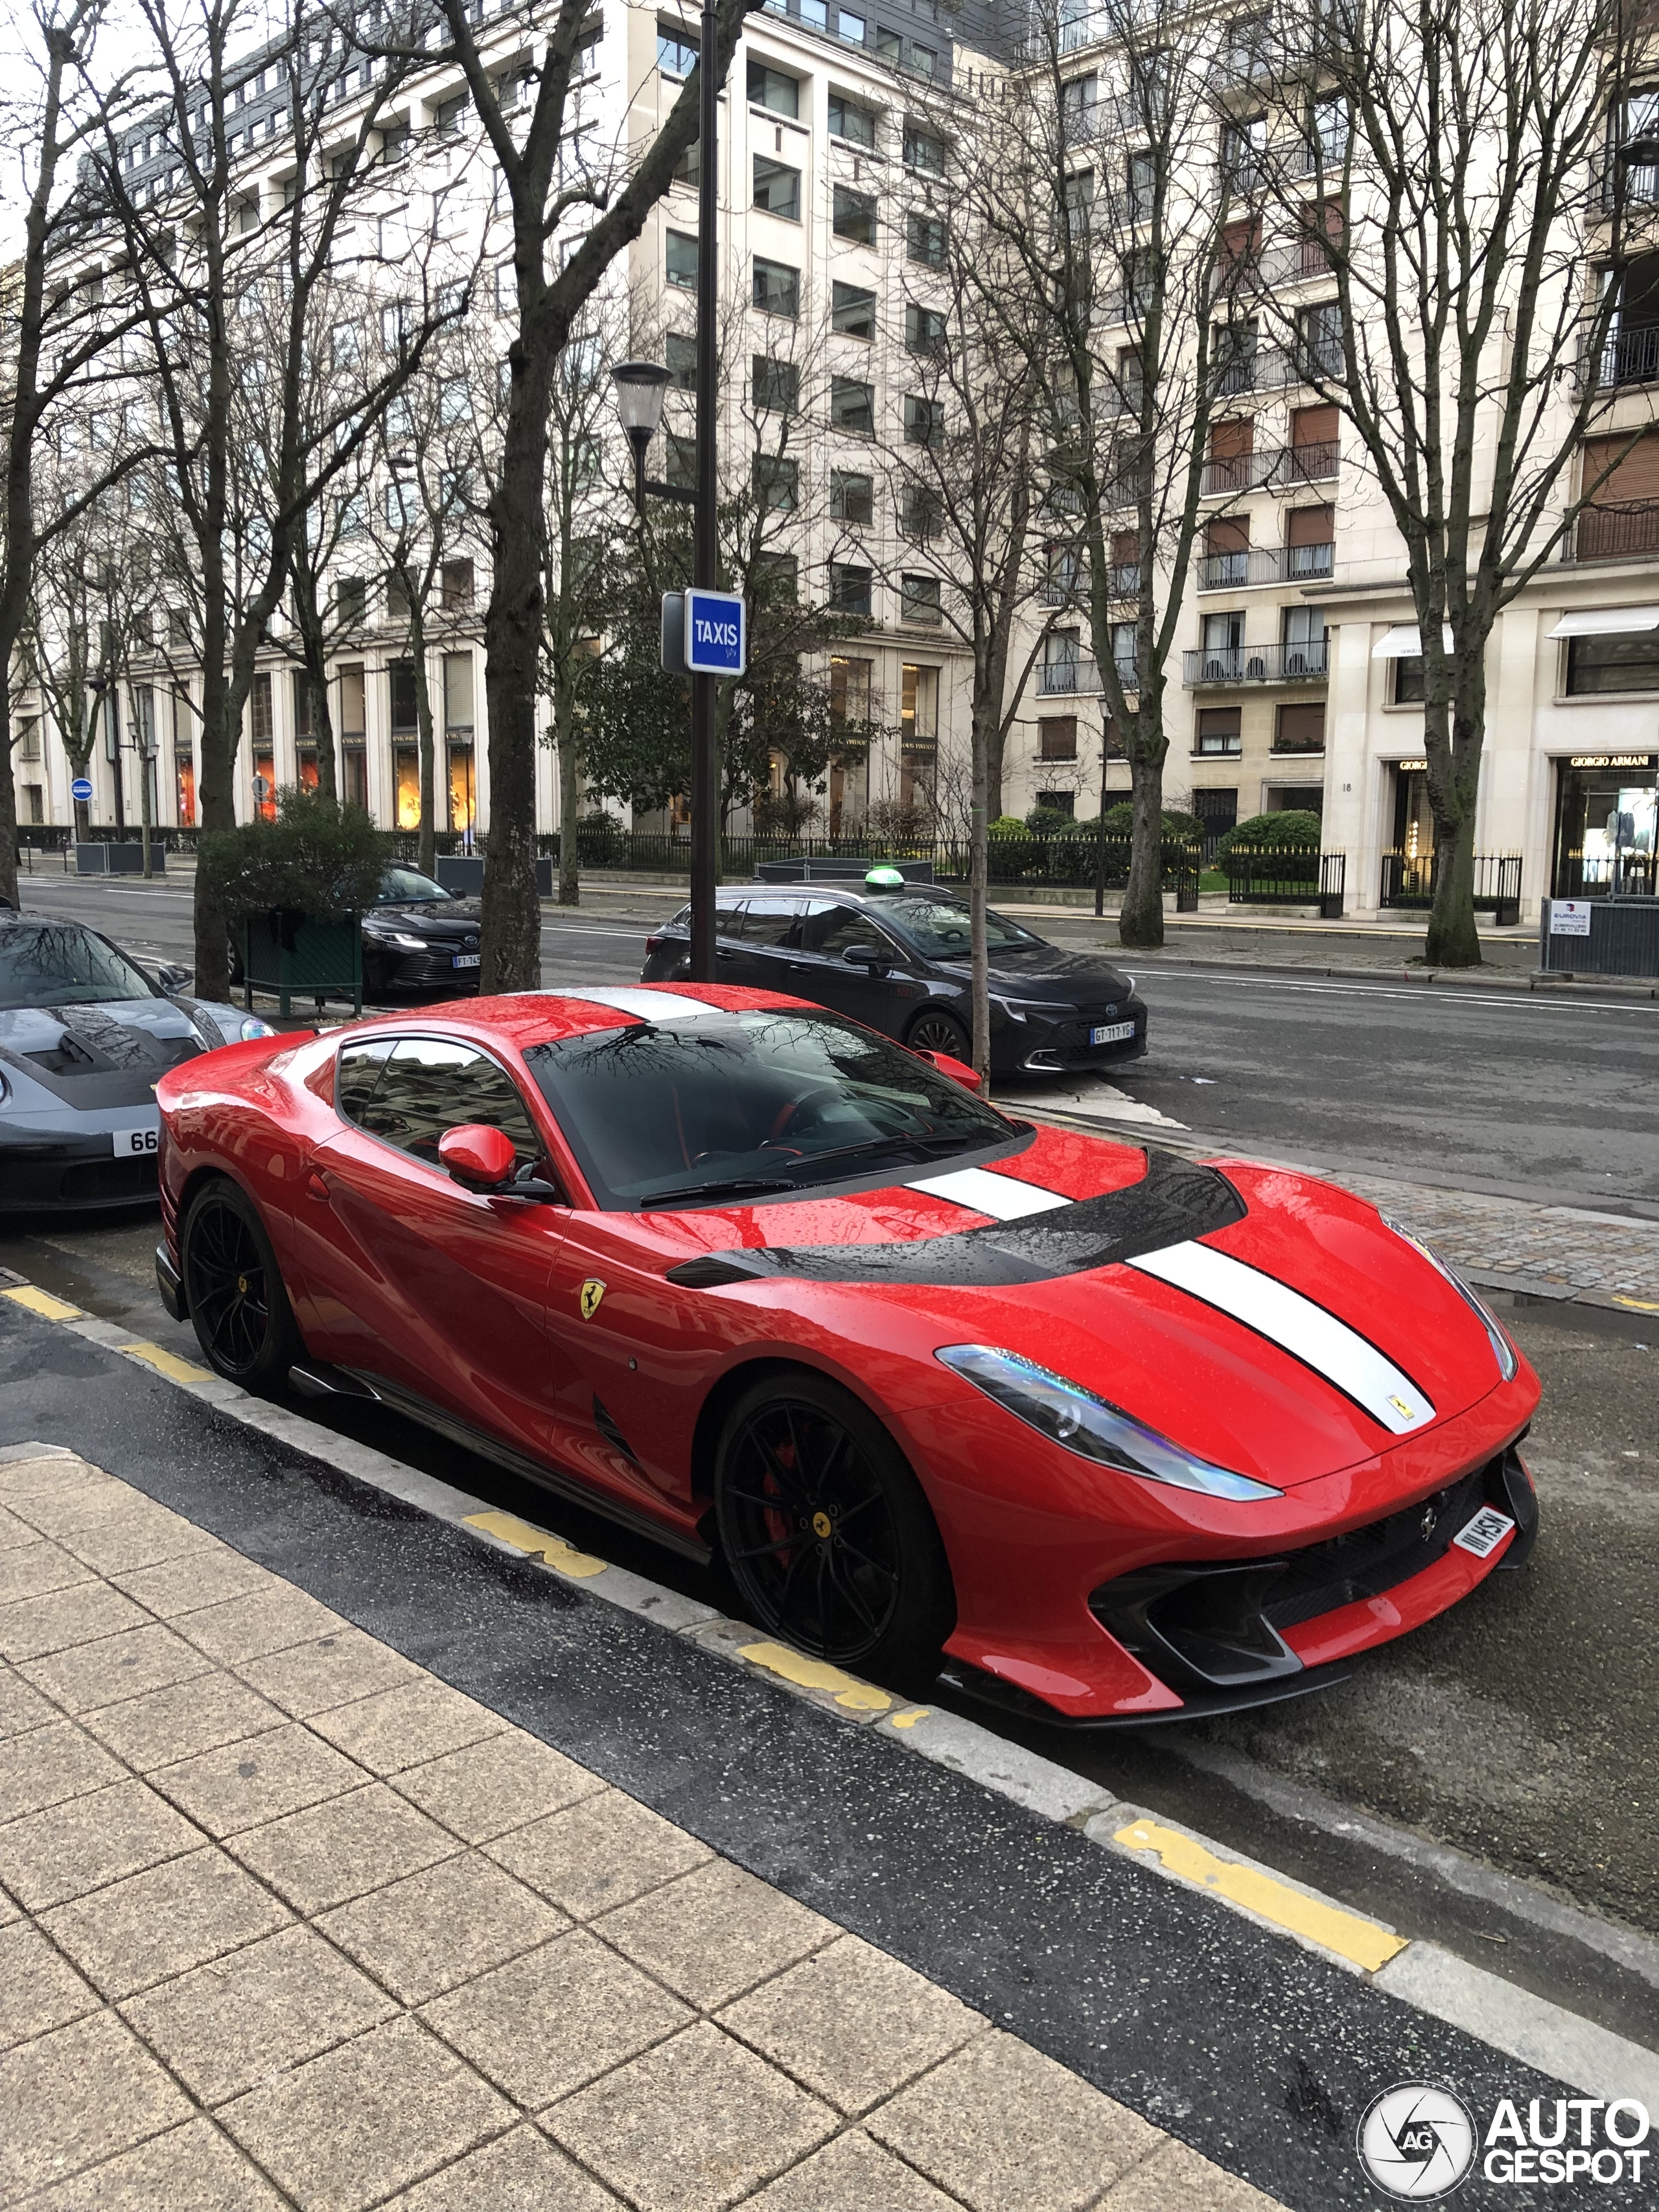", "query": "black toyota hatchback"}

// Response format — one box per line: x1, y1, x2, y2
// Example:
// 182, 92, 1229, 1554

639, 879, 1148, 1077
